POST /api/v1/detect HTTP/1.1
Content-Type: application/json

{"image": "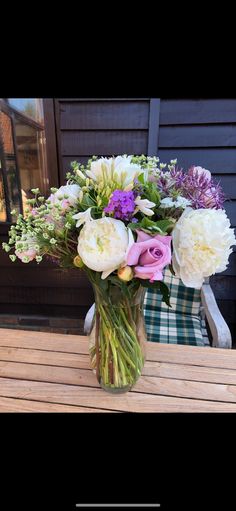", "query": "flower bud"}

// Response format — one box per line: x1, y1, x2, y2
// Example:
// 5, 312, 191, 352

117, 265, 133, 282
73, 255, 84, 268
